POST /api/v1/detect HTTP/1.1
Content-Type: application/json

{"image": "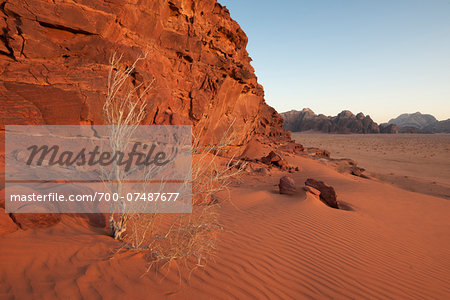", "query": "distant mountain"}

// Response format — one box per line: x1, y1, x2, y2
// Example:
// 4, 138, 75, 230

388, 112, 450, 133
388, 112, 437, 132
281, 108, 381, 134
282, 109, 449, 134
429, 119, 450, 133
